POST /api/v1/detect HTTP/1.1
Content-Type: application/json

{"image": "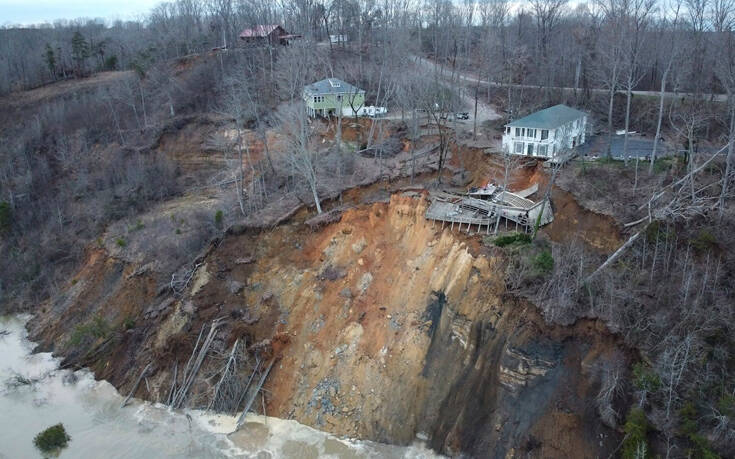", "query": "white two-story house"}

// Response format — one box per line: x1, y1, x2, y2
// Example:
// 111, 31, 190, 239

502, 104, 588, 162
